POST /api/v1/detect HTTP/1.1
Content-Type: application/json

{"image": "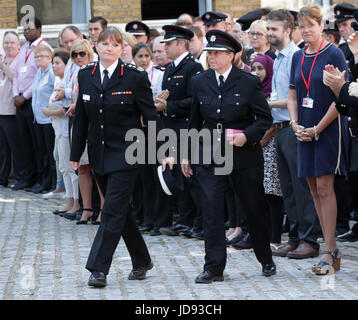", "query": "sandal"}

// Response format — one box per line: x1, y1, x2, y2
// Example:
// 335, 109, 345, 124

76, 208, 94, 225
270, 243, 284, 251
312, 249, 341, 275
